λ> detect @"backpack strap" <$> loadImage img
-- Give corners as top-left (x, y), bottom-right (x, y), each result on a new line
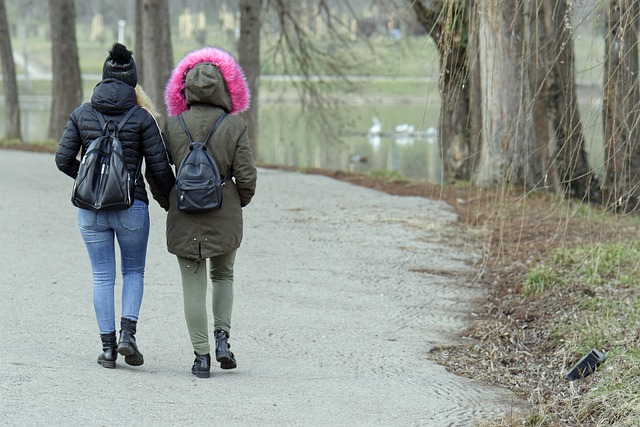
top-left (116, 106), bottom-right (140, 135)
top-left (176, 114), bottom-right (194, 144)
top-left (177, 112), bottom-right (227, 148)
top-left (96, 110), bottom-right (106, 128)
top-left (203, 112), bottom-right (227, 145)
top-left (117, 107), bottom-right (142, 184)
top-left (95, 106), bottom-right (140, 137)
top-left (222, 169), bottom-right (233, 184)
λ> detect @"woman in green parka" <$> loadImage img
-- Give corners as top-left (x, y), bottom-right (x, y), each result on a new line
top-left (153, 46), bottom-right (257, 378)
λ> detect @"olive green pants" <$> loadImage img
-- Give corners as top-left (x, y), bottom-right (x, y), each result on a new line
top-left (177, 250), bottom-right (236, 355)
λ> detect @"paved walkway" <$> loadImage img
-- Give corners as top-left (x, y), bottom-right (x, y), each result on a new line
top-left (0, 150), bottom-right (523, 426)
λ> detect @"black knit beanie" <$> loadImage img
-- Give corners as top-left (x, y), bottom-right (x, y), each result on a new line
top-left (102, 43), bottom-right (138, 87)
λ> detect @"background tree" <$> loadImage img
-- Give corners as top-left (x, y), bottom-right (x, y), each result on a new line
top-left (542, 0), bottom-right (599, 201)
top-left (602, 0), bottom-right (640, 213)
top-left (411, 0), bottom-right (600, 196)
top-left (135, 0), bottom-right (144, 85)
top-left (138, 0), bottom-right (173, 122)
top-left (47, 0), bottom-right (82, 140)
top-left (0, 0), bottom-right (21, 141)
top-left (526, 0), bottom-right (556, 192)
top-left (467, 0), bottom-right (483, 182)
top-left (238, 0), bottom-right (263, 161)
top-left (411, 0), bottom-right (472, 182)
top-left (477, 0), bottom-right (542, 188)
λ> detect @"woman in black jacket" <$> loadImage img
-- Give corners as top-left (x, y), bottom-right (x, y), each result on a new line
top-left (55, 43), bottom-right (175, 369)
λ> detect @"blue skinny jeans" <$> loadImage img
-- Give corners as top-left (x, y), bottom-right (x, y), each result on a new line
top-left (78, 199), bottom-right (150, 334)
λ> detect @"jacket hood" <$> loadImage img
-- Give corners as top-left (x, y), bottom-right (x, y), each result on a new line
top-left (183, 63), bottom-right (233, 113)
top-left (91, 79), bottom-right (138, 113)
top-left (165, 47), bottom-right (250, 116)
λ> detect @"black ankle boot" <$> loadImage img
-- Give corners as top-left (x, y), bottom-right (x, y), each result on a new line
top-left (98, 332), bottom-right (118, 369)
top-left (192, 352), bottom-right (211, 378)
top-left (117, 317), bottom-right (144, 366)
top-left (214, 328), bottom-right (237, 370)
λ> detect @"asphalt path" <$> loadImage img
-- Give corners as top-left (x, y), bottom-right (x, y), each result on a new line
top-left (0, 150), bottom-right (524, 426)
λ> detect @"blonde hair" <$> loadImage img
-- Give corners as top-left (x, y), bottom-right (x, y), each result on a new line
top-left (135, 84), bottom-right (161, 118)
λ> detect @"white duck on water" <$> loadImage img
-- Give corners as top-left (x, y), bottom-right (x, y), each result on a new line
top-left (368, 117), bottom-right (382, 135)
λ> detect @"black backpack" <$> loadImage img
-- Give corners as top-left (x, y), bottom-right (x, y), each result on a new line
top-left (72, 106), bottom-right (141, 211)
top-left (175, 112), bottom-right (231, 212)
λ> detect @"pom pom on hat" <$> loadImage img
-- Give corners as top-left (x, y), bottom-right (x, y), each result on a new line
top-left (102, 43), bottom-right (138, 87)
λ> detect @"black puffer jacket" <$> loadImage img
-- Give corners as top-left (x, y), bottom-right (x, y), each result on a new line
top-left (55, 79), bottom-right (175, 207)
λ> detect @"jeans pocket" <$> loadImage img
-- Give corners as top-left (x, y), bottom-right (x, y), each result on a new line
top-left (117, 200), bottom-right (148, 232)
top-left (78, 208), bottom-right (98, 230)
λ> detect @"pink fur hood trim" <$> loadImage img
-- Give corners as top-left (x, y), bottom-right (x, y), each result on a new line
top-left (165, 47), bottom-right (250, 116)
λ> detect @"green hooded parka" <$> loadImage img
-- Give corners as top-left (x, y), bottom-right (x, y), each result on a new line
top-left (154, 61), bottom-right (257, 260)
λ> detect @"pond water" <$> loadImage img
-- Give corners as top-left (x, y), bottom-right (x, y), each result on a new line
top-left (1, 97), bottom-right (444, 181)
top-left (1, 94), bottom-right (605, 184)
top-left (258, 101), bottom-right (442, 182)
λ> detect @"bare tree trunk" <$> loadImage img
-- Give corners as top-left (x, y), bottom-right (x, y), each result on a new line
top-left (506, 0), bottom-right (538, 188)
top-left (543, 0), bottom-right (599, 201)
top-left (48, 0), bottom-right (82, 140)
top-left (0, 0), bottom-right (21, 141)
top-left (411, 0), bottom-right (471, 182)
top-left (475, 0), bottom-right (535, 188)
top-left (529, 0), bottom-right (561, 193)
top-left (140, 0), bottom-right (173, 123)
top-left (438, 3), bottom-right (470, 182)
top-left (135, 0), bottom-right (144, 85)
top-left (467, 0), bottom-right (483, 180)
top-left (510, 0), bottom-right (540, 189)
top-left (475, 0), bottom-right (514, 186)
top-left (238, 0), bottom-right (262, 162)
top-left (603, 0), bottom-right (640, 213)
